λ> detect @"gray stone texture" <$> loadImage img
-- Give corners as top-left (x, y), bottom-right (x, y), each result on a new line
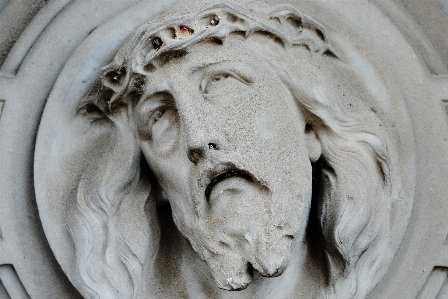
top-left (0, 0), bottom-right (447, 298)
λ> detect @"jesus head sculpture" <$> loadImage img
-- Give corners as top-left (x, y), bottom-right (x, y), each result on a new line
top-left (56, 3), bottom-right (407, 299)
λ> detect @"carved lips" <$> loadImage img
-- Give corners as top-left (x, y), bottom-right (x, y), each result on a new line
top-left (200, 162), bottom-right (269, 207)
top-left (203, 163), bottom-right (264, 201)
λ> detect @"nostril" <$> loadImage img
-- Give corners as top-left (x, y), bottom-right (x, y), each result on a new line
top-left (208, 143), bottom-right (219, 150)
top-left (187, 148), bottom-right (205, 164)
top-left (187, 142), bottom-right (220, 163)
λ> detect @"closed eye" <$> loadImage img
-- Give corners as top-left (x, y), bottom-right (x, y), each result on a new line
top-left (151, 109), bottom-right (165, 122)
top-left (210, 73), bottom-right (228, 83)
top-left (201, 71), bottom-right (253, 94)
top-left (134, 92), bottom-right (179, 151)
top-left (196, 61), bottom-right (258, 96)
top-left (147, 104), bottom-right (177, 129)
top-left (201, 70), bottom-right (255, 98)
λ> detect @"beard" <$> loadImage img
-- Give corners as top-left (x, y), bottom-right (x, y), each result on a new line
top-left (167, 158), bottom-right (313, 291)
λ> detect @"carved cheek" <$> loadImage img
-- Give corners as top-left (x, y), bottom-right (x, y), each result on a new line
top-left (254, 116), bottom-right (278, 139)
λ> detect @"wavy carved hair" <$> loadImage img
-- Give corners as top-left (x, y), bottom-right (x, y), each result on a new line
top-left (69, 4), bottom-right (402, 299)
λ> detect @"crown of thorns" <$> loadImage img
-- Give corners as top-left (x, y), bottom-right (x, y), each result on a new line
top-left (95, 4), bottom-right (334, 113)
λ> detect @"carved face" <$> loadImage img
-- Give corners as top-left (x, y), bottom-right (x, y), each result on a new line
top-left (133, 35), bottom-right (317, 290)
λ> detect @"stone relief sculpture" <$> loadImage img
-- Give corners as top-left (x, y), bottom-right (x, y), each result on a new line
top-left (33, 1), bottom-right (415, 298)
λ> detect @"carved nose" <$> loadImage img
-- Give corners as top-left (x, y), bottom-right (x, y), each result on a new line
top-left (187, 142), bottom-right (219, 164)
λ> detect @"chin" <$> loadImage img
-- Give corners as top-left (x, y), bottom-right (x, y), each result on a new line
top-left (178, 194), bottom-right (302, 291)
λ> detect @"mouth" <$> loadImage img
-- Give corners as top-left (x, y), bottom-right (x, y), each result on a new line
top-left (205, 169), bottom-right (255, 201)
top-left (203, 163), bottom-right (266, 202)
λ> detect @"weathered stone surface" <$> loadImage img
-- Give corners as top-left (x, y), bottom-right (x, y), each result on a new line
top-left (0, 0), bottom-right (447, 298)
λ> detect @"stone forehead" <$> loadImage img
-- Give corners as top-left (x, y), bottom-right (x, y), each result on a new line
top-left (99, 3), bottom-right (333, 110)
